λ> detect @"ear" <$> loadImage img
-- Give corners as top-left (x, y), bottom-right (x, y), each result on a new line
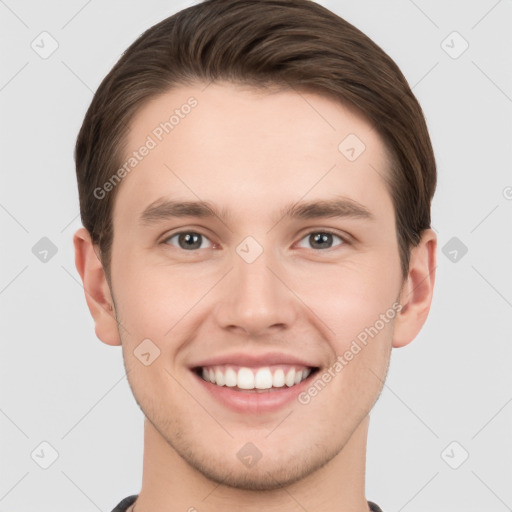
top-left (392, 228), bottom-right (437, 348)
top-left (73, 227), bottom-right (121, 346)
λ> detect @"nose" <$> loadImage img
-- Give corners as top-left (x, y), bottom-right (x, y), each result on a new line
top-left (213, 243), bottom-right (299, 337)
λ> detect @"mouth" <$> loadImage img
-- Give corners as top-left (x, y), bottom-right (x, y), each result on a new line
top-left (192, 364), bottom-right (320, 393)
top-left (188, 351), bottom-right (322, 413)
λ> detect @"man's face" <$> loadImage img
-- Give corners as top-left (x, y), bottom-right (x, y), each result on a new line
top-left (109, 82), bottom-right (404, 489)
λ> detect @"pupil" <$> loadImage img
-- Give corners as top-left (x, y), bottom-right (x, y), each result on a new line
top-left (180, 232), bottom-right (201, 250)
top-left (311, 232), bottom-right (331, 249)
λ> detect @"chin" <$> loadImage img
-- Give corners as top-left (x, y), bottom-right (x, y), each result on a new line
top-left (178, 440), bottom-right (338, 491)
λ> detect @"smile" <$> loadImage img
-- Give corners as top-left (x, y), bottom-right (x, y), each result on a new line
top-left (195, 365), bottom-right (317, 392)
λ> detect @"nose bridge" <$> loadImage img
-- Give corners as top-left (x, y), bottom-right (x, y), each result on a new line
top-left (215, 237), bottom-right (296, 335)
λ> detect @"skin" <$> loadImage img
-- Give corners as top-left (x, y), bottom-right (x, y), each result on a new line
top-left (74, 82), bottom-right (437, 512)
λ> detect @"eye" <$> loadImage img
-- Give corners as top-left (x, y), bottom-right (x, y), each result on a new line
top-left (163, 231), bottom-right (213, 251)
top-left (296, 230), bottom-right (346, 250)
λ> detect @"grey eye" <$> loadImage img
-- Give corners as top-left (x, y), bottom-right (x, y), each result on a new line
top-left (296, 231), bottom-right (344, 250)
top-left (165, 232), bottom-right (212, 250)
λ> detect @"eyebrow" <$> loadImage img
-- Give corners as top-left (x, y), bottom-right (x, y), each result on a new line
top-left (138, 196), bottom-right (374, 226)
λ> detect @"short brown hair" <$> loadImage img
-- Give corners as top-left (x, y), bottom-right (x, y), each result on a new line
top-left (75, 0), bottom-right (436, 283)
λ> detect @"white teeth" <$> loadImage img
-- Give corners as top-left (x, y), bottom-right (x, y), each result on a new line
top-left (272, 368), bottom-right (285, 387)
top-left (225, 367), bottom-right (237, 387)
top-left (254, 367), bottom-right (273, 389)
top-left (285, 368), bottom-right (296, 387)
top-left (200, 365), bottom-right (313, 390)
top-left (237, 367), bottom-right (255, 389)
top-left (215, 368), bottom-right (225, 386)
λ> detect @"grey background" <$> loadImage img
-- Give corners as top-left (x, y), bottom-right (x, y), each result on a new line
top-left (1, 0), bottom-right (511, 511)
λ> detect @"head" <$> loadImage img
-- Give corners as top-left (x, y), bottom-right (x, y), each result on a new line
top-left (74, 0), bottom-right (436, 491)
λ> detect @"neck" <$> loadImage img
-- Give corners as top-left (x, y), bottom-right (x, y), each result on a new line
top-left (133, 415), bottom-right (371, 512)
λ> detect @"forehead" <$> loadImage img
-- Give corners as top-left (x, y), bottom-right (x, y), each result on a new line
top-left (112, 81), bottom-right (393, 225)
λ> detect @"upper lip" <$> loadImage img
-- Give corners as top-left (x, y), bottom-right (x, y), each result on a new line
top-left (190, 351), bottom-right (319, 369)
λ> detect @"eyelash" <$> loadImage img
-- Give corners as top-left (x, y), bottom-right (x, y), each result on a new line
top-left (161, 229), bottom-right (349, 251)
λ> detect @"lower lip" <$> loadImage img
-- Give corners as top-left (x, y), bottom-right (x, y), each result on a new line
top-left (192, 370), bottom-right (317, 414)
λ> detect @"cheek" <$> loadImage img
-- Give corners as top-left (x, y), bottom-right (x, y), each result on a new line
top-left (292, 257), bottom-right (401, 345)
top-left (112, 232), bottom-right (401, 344)
top-left (112, 257), bottom-right (213, 338)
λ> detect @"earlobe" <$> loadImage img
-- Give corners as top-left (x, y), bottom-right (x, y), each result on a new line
top-left (392, 228), bottom-right (437, 348)
top-left (73, 227), bottom-right (122, 346)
